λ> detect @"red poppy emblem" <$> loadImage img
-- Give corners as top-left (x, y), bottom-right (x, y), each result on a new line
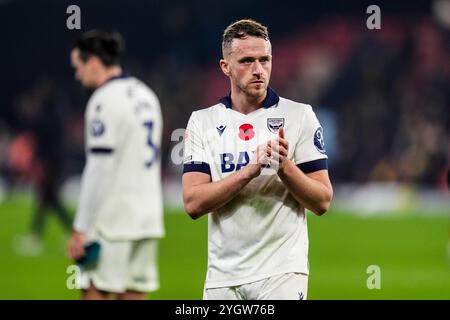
top-left (239, 123), bottom-right (255, 141)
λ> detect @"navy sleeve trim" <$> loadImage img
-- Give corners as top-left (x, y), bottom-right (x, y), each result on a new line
top-left (90, 147), bottom-right (114, 154)
top-left (183, 162), bottom-right (211, 175)
top-left (297, 158), bottom-right (328, 173)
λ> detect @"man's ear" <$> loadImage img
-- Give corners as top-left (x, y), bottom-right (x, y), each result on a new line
top-left (219, 59), bottom-right (230, 77)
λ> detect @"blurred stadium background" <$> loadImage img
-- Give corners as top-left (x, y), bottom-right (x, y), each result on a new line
top-left (0, 0), bottom-right (449, 299)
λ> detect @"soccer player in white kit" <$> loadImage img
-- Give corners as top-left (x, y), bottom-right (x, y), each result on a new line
top-left (182, 19), bottom-right (333, 300)
top-left (67, 30), bottom-right (164, 300)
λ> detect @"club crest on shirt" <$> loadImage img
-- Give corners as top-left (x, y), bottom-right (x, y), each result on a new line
top-left (267, 118), bottom-right (284, 134)
top-left (314, 127), bottom-right (326, 154)
top-left (91, 119), bottom-right (105, 137)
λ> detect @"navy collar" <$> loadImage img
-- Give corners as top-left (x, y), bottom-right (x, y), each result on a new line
top-left (219, 86), bottom-right (280, 109)
top-left (88, 73), bottom-right (129, 98)
top-left (105, 73), bottom-right (129, 85)
top-left (96, 73), bottom-right (129, 91)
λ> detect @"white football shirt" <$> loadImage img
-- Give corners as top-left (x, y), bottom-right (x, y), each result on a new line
top-left (82, 75), bottom-right (164, 240)
top-left (183, 87), bottom-right (328, 288)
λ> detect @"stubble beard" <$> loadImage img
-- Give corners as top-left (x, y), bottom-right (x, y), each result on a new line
top-left (234, 77), bottom-right (265, 98)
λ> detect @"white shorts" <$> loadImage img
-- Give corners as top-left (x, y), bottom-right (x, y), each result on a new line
top-left (79, 236), bottom-right (159, 293)
top-left (203, 273), bottom-right (308, 300)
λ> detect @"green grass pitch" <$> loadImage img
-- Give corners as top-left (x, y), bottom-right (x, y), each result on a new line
top-left (0, 195), bottom-right (449, 299)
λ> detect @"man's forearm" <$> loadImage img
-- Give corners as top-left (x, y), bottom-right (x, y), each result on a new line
top-left (277, 160), bottom-right (332, 215)
top-left (184, 165), bottom-right (257, 219)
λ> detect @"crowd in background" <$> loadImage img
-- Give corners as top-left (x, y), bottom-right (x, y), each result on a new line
top-left (0, 2), bottom-right (449, 196)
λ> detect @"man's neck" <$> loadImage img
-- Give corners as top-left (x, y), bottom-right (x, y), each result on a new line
top-left (230, 89), bottom-right (267, 115)
top-left (96, 66), bottom-right (123, 88)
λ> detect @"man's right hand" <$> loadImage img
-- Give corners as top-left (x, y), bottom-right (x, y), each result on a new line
top-left (67, 231), bottom-right (86, 261)
top-left (246, 143), bottom-right (271, 178)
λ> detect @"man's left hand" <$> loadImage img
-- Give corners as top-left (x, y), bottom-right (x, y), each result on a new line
top-left (267, 127), bottom-right (290, 172)
top-left (67, 230), bottom-right (86, 261)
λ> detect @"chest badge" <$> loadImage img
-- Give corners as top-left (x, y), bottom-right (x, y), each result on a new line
top-left (267, 118), bottom-right (285, 134)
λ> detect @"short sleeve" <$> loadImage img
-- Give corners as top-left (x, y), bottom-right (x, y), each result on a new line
top-left (183, 112), bottom-right (211, 175)
top-left (86, 98), bottom-right (122, 154)
top-left (293, 105), bottom-right (328, 173)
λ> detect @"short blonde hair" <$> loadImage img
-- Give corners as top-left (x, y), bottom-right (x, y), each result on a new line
top-left (222, 19), bottom-right (269, 57)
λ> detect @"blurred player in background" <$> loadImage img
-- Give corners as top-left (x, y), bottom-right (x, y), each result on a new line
top-left (12, 82), bottom-right (72, 256)
top-left (182, 19), bottom-right (333, 300)
top-left (447, 166), bottom-right (450, 263)
top-left (67, 30), bottom-right (164, 300)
